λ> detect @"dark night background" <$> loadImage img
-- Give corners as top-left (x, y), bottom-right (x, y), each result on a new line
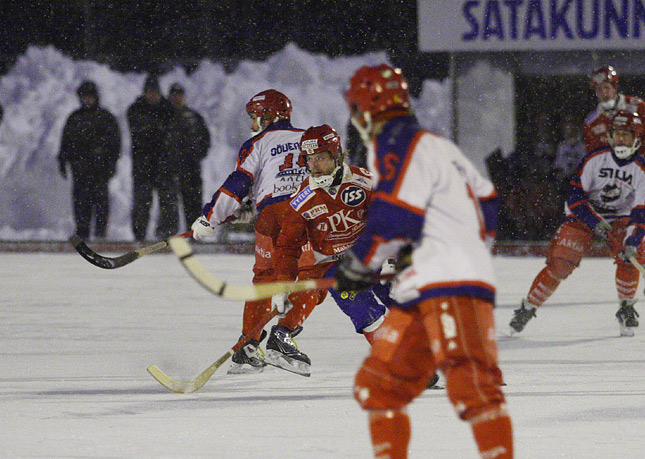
top-left (0, 0), bottom-right (449, 96)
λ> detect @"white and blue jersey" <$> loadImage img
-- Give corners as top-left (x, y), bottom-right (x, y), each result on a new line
top-left (349, 115), bottom-right (498, 307)
top-left (202, 120), bottom-right (308, 224)
top-left (566, 146), bottom-right (645, 246)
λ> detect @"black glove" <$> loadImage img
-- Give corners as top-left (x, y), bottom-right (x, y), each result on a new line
top-left (335, 253), bottom-right (377, 293)
top-left (58, 159), bottom-right (67, 179)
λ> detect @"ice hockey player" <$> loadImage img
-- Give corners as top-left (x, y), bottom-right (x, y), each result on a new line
top-left (190, 89), bottom-right (312, 374)
top-left (335, 64), bottom-right (512, 459)
top-left (512, 110), bottom-right (645, 337)
top-left (269, 124), bottom-right (392, 376)
top-left (584, 65), bottom-right (645, 153)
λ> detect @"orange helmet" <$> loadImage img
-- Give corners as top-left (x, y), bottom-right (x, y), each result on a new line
top-left (246, 89), bottom-right (292, 122)
top-left (344, 64), bottom-right (410, 119)
top-left (300, 124), bottom-right (344, 188)
top-left (300, 124), bottom-right (343, 161)
top-left (609, 110), bottom-right (643, 159)
top-left (590, 65), bottom-right (619, 88)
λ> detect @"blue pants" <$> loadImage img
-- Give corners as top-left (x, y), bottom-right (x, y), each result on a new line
top-left (324, 264), bottom-right (389, 333)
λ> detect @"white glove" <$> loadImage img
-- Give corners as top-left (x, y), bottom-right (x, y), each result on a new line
top-left (232, 203), bottom-right (256, 225)
top-left (271, 292), bottom-right (293, 318)
top-left (191, 216), bottom-right (217, 241)
top-left (593, 219), bottom-right (612, 241)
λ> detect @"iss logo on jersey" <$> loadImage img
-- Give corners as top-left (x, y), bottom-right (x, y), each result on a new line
top-left (341, 186), bottom-right (366, 207)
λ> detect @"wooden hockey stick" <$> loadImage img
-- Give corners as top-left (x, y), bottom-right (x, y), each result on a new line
top-left (628, 255), bottom-right (645, 280)
top-left (147, 309), bottom-right (278, 393)
top-left (69, 231), bottom-right (193, 269)
top-left (169, 236), bottom-right (337, 300)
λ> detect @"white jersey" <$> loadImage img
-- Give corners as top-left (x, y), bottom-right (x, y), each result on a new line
top-left (566, 146), bottom-right (645, 227)
top-left (203, 120), bottom-right (308, 224)
top-left (352, 115), bottom-right (496, 306)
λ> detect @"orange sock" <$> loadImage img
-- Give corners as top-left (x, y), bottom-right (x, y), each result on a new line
top-left (470, 406), bottom-right (513, 459)
top-left (364, 331), bottom-right (375, 345)
top-left (527, 267), bottom-right (560, 307)
top-left (242, 298), bottom-right (271, 340)
top-left (368, 409), bottom-right (410, 459)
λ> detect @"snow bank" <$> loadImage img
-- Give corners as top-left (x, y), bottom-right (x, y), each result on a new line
top-left (0, 44), bottom-right (450, 240)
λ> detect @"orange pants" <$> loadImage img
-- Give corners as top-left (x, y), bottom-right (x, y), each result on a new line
top-left (354, 297), bottom-right (512, 458)
top-left (241, 201), bottom-right (317, 339)
top-left (527, 218), bottom-right (643, 306)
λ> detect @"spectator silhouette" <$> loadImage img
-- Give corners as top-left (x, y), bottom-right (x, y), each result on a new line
top-left (127, 75), bottom-right (176, 241)
top-left (57, 80), bottom-right (121, 240)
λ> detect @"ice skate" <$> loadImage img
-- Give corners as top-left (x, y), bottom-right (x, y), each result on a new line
top-left (509, 299), bottom-right (537, 334)
top-left (616, 299), bottom-right (639, 337)
top-left (265, 325), bottom-right (311, 377)
top-left (426, 373), bottom-right (443, 390)
top-left (228, 331), bottom-right (267, 374)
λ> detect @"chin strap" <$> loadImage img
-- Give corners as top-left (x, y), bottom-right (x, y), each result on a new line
top-left (351, 112), bottom-right (373, 145)
top-left (310, 163), bottom-right (344, 189)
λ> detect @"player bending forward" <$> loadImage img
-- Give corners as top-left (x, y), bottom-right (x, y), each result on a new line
top-left (269, 124), bottom-right (393, 375)
top-left (191, 89), bottom-right (314, 374)
top-left (511, 110), bottom-right (645, 337)
top-left (335, 64), bottom-right (511, 459)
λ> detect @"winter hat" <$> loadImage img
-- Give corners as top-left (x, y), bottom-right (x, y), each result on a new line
top-left (144, 75), bottom-right (160, 92)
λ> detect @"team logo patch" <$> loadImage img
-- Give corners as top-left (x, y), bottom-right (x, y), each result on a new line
top-left (291, 187), bottom-right (314, 210)
top-left (303, 204), bottom-right (328, 220)
top-left (341, 186), bottom-right (366, 207)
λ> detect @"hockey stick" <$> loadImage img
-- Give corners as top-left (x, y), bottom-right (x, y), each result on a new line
top-left (69, 231), bottom-right (193, 269)
top-left (169, 236), bottom-right (337, 300)
top-left (628, 255), bottom-right (645, 280)
top-left (147, 308), bottom-right (278, 393)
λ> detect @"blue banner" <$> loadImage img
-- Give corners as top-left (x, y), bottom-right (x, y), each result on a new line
top-left (418, 0), bottom-right (645, 51)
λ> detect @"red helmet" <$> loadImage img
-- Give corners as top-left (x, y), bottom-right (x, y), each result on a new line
top-left (609, 110), bottom-right (643, 159)
top-left (300, 124), bottom-right (343, 161)
top-left (590, 65), bottom-right (619, 88)
top-left (246, 89), bottom-right (292, 121)
top-left (344, 64), bottom-right (410, 119)
top-left (611, 110), bottom-right (643, 136)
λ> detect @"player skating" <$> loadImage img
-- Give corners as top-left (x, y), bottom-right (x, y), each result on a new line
top-left (584, 65), bottom-right (645, 153)
top-left (335, 64), bottom-right (511, 459)
top-left (511, 110), bottom-right (645, 337)
top-left (191, 89), bottom-right (312, 374)
top-left (269, 124), bottom-right (393, 375)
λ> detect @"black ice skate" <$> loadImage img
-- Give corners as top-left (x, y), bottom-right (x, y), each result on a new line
top-left (509, 299), bottom-right (537, 334)
top-left (228, 331), bottom-right (267, 375)
top-left (616, 299), bottom-right (639, 337)
top-left (426, 373), bottom-right (443, 390)
top-left (265, 325), bottom-right (311, 377)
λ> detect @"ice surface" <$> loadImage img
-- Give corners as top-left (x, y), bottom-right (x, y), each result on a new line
top-left (2, 253), bottom-right (645, 457)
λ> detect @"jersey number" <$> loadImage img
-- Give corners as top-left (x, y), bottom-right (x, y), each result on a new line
top-left (280, 153), bottom-right (307, 171)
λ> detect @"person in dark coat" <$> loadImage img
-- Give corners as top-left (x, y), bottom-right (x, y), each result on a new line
top-left (166, 83), bottom-right (211, 228)
top-left (57, 80), bottom-right (121, 239)
top-left (345, 119), bottom-right (367, 168)
top-left (127, 75), bottom-right (176, 241)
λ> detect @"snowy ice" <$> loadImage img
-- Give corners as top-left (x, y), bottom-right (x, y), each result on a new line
top-left (3, 252), bottom-right (645, 458)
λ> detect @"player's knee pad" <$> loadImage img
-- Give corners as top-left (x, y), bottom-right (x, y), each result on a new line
top-left (444, 360), bottom-right (506, 421)
top-left (354, 357), bottom-right (424, 411)
top-left (545, 257), bottom-right (576, 281)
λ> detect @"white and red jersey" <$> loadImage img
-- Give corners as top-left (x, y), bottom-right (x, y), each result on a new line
top-left (583, 94), bottom-right (645, 153)
top-left (350, 115), bottom-right (497, 306)
top-left (202, 120), bottom-right (309, 225)
top-left (274, 164), bottom-right (373, 281)
top-left (566, 146), bottom-right (645, 232)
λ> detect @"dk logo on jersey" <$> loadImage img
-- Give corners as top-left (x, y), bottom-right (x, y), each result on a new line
top-left (341, 186), bottom-right (366, 207)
